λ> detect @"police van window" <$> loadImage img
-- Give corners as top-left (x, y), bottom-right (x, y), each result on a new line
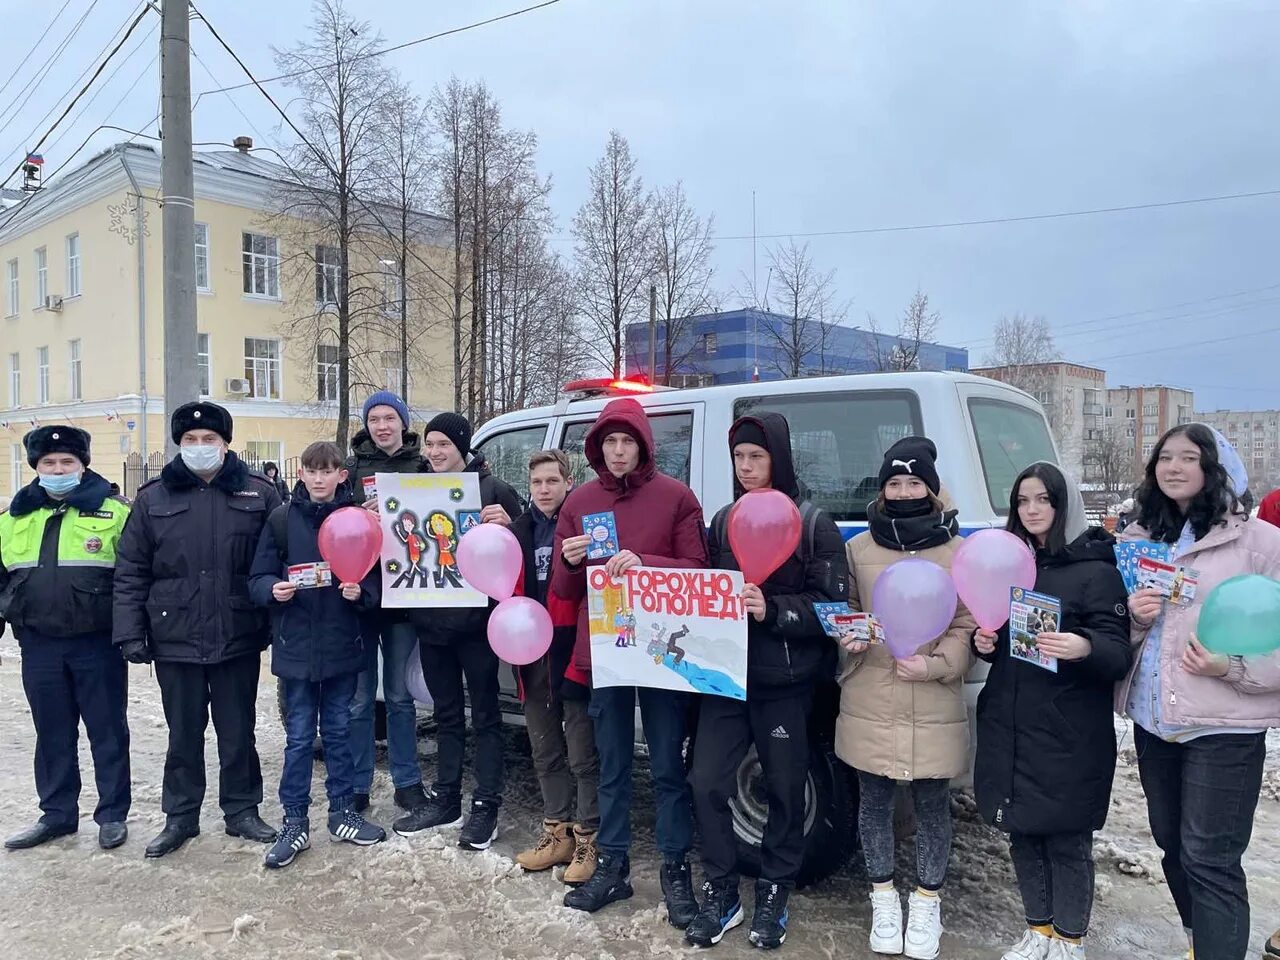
top-left (968, 398), bottom-right (1058, 514)
top-left (559, 412), bottom-right (694, 487)
top-left (734, 391), bottom-right (921, 522)
top-left (474, 424), bottom-right (549, 502)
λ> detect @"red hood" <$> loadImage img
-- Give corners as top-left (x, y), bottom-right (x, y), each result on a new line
top-left (584, 398), bottom-right (656, 490)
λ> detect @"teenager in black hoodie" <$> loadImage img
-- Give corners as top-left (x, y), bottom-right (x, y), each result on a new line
top-left (686, 413), bottom-right (849, 950)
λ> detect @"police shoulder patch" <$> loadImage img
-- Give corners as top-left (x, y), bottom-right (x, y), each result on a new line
top-left (233, 490), bottom-right (261, 498)
top-left (82, 510), bottom-right (115, 520)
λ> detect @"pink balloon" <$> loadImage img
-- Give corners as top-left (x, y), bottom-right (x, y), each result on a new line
top-left (951, 529), bottom-right (1037, 631)
top-left (404, 641), bottom-right (433, 705)
top-left (455, 522), bottom-right (523, 601)
top-left (728, 489), bottom-right (802, 585)
top-left (318, 506), bottom-right (383, 584)
top-left (488, 597), bottom-right (553, 666)
top-left (871, 557), bottom-right (958, 659)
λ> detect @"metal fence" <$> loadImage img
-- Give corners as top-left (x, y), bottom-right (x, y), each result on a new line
top-left (121, 451), bottom-right (302, 499)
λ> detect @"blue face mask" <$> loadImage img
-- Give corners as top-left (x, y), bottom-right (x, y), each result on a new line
top-left (181, 444), bottom-right (225, 475)
top-left (38, 472), bottom-right (82, 497)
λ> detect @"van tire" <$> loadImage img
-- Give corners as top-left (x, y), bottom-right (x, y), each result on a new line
top-left (728, 733), bottom-right (858, 888)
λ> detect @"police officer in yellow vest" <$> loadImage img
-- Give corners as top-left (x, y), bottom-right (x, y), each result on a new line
top-left (0, 426), bottom-right (132, 851)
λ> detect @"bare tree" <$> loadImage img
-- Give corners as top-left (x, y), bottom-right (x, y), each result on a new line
top-left (573, 130), bottom-right (654, 378)
top-left (650, 181), bottom-right (714, 384)
top-left (428, 76), bottom-right (471, 413)
top-left (743, 239), bottom-right (844, 378)
top-left (982, 314), bottom-right (1060, 395)
top-left (866, 289), bottom-right (940, 371)
top-left (270, 0), bottom-right (393, 449)
top-left (1083, 424), bottom-right (1140, 499)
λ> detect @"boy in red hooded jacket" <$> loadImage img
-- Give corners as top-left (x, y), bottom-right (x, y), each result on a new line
top-left (550, 398), bottom-right (708, 926)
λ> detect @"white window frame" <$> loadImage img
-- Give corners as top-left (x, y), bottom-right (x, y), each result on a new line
top-left (243, 337), bottom-right (282, 400)
top-left (197, 332), bottom-right (211, 397)
top-left (241, 232), bottom-right (281, 299)
top-left (382, 350), bottom-right (403, 395)
top-left (6, 353), bottom-right (19, 406)
top-left (381, 259), bottom-right (402, 317)
top-left (316, 245), bottom-right (340, 307)
top-left (34, 247), bottom-right (47, 307)
top-left (68, 339), bottom-right (82, 401)
top-left (5, 259), bottom-right (17, 317)
top-left (244, 439), bottom-right (284, 465)
top-left (65, 233), bottom-right (81, 298)
top-left (195, 223), bottom-right (211, 292)
top-left (316, 343), bottom-right (339, 401)
top-left (36, 345), bottom-right (49, 404)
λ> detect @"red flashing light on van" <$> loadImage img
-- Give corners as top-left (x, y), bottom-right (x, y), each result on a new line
top-left (560, 377), bottom-right (658, 397)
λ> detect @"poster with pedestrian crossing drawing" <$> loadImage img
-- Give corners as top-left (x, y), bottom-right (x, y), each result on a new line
top-left (586, 565), bottom-right (749, 700)
top-left (375, 472), bottom-right (486, 608)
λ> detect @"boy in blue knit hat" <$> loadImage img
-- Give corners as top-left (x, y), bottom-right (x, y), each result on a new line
top-left (344, 393), bottom-right (431, 815)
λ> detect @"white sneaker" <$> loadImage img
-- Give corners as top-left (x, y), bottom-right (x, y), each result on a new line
top-left (903, 891), bottom-right (942, 960)
top-left (1048, 939), bottom-right (1086, 960)
top-left (868, 888), bottom-right (903, 954)
top-left (1001, 929), bottom-right (1054, 960)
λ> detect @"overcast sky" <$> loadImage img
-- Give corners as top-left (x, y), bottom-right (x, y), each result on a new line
top-left (5, 0), bottom-right (1279, 410)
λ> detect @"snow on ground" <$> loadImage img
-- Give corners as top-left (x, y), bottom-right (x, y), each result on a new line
top-left (0, 632), bottom-right (1277, 960)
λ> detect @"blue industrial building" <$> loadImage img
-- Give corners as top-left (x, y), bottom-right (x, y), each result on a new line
top-left (624, 308), bottom-right (969, 385)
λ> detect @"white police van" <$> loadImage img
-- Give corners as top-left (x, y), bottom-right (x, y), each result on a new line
top-left (473, 370), bottom-right (1072, 885)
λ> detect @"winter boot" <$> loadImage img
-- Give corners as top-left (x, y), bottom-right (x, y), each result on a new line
top-left (562, 826), bottom-right (598, 885)
top-left (516, 820), bottom-right (573, 872)
top-left (458, 798), bottom-right (499, 851)
top-left (868, 888), bottom-right (903, 955)
top-left (563, 852), bottom-right (633, 913)
top-left (684, 878), bottom-right (743, 948)
top-left (264, 816), bottom-right (310, 869)
top-left (392, 789), bottom-right (462, 837)
top-left (661, 857), bottom-right (701, 929)
top-left (351, 792), bottom-right (370, 813)
top-left (328, 808), bottom-right (386, 846)
top-left (394, 783), bottom-right (429, 811)
top-left (1267, 929), bottom-right (1280, 960)
top-left (903, 890), bottom-right (942, 960)
top-left (1000, 928), bottom-right (1053, 960)
top-left (748, 879), bottom-right (790, 950)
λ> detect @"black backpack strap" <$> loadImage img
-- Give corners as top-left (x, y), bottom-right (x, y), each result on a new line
top-left (268, 504), bottom-right (290, 566)
top-left (796, 499), bottom-right (821, 563)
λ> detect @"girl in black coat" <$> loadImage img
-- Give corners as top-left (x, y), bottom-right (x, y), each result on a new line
top-left (973, 463), bottom-right (1131, 960)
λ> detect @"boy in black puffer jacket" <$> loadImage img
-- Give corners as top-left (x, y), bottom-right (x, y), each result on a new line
top-left (687, 413), bottom-right (849, 950)
top-left (249, 441), bottom-right (385, 869)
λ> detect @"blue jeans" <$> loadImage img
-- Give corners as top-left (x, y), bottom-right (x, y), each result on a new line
top-left (279, 673), bottom-right (359, 816)
top-left (1135, 726), bottom-right (1266, 960)
top-left (589, 685), bottom-right (692, 860)
top-left (349, 619), bottom-right (422, 792)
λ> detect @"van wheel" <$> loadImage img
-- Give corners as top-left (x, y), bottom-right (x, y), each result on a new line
top-left (730, 734), bottom-right (857, 888)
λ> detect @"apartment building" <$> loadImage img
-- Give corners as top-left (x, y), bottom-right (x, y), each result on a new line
top-left (1195, 408), bottom-right (1280, 495)
top-left (1105, 385), bottom-right (1195, 476)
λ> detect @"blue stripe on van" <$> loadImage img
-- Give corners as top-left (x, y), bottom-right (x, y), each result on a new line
top-left (705, 521), bottom-right (994, 542)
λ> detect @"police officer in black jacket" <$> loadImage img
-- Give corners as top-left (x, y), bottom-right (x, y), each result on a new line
top-left (113, 402), bottom-right (282, 858)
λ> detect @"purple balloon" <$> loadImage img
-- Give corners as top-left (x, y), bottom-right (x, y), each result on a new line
top-left (951, 529), bottom-right (1037, 631)
top-left (405, 641), bottom-right (433, 705)
top-left (871, 557), bottom-right (958, 659)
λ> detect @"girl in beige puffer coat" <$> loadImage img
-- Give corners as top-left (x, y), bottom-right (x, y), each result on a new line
top-left (835, 437), bottom-right (975, 960)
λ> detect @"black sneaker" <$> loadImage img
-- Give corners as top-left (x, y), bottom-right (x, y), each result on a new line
top-left (264, 818), bottom-right (310, 869)
top-left (392, 790), bottom-right (462, 837)
top-left (685, 878), bottom-right (744, 948)
top-left (564, 853), bottom-right (634, 913)
top-left (748, 879), bottom-right (790, 949)
top-left (327, 808), bottom-right (386, 846)
top-left (661, 858), bottom-right (701, 929)
top-left (351, 792), bottom-right (369, 813)
top-left (394, 783), bottom-right (429, 811)
top-left (458, 798), bottom-right (499, 851)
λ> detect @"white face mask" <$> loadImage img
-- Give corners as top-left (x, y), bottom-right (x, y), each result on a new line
top-left (181, 445), bottom-right (225, 474)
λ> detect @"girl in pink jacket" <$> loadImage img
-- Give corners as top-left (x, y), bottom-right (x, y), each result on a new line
top-left (1118, 423), bottom-right (1280, 960)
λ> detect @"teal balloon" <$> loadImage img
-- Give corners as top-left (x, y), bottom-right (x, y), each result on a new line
top-left (1198, 574), bottom-right (1280, 656)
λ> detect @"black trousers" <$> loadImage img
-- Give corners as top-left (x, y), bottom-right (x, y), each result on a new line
top-left (419, 637), bottom-right (504, 804)
top-left (1135, 726), bottom-right (1266, 960)
top-left (690, 688), bottom-right (811, 888)
top-left (19, 632), bottom-right (130, 827)
top-left (1009, 830), bottom-right (1096, 939)
top-left (154, 652), bottom-right (264, 824)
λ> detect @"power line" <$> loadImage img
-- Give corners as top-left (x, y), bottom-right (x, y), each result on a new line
top-left (1078, 324), bottom-right (1280, 365)
top-left (0, 0), bottom-right (103, 130)
top-left (192, 0), bottom-right (562, 102)
top-left (0, 4), bottom-right (152, 191)
top-left (0, 0), bottom-right (78, 104)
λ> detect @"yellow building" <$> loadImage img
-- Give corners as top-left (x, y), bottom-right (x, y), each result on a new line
top-left (0, 142), bottom-right (453, 498)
